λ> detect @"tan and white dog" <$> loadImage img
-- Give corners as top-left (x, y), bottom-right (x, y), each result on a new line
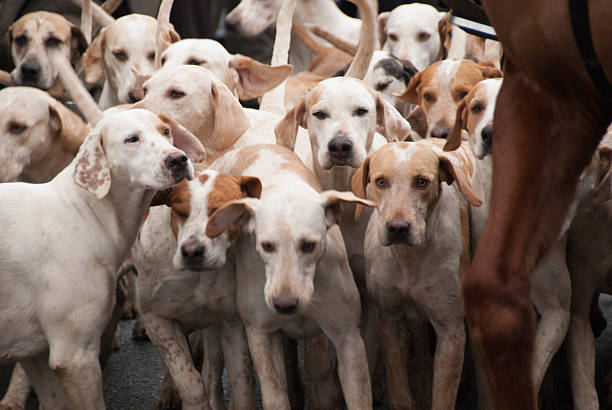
top-left (80, 13), bottom-right (179, 109)
top-left (9, 11), bottom-right (87, 95)
top-left (398, 58), bottom-right (502, 139)
top-left (0, 109), bottom-right (203, 409)
top-left (132, 170), bottom-right (261, 410)
top-left (207, 143), bottom-right (375, 409)
top-left (352, 139), bottom-right (481, 410)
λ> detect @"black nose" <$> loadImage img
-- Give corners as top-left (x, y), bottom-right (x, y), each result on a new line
top-left (224, 15), bottom-right (238, 31)
top-left (431, 126), bottom-right (450, 139)
top-left (181, 241), bottom-right (204, 259)
top-left (165, 152), bottom-right (189, 180)
top-left (481, 124), bottom-right (492, 152)
top-left (386, 219), bottom-right (411, 244)
top-left (273, 296), bottom-right (298, 315)
top-left (328, 136), bottom-right (353, 161)
top-left (128, 89), bottom-right (142, 103)
top-left (21, 61), bottom-right (40, 81)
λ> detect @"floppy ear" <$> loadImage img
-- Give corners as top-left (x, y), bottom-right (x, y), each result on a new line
top-left (477, 61), bottom-right (503, 79)
top-left (406, 106), bottom-right (428, 139)
top-left (592, 145), bottom-right (612, 206)
top-left (444, 97), bottom-right (468, 151)
top-left (375, 94), bottom-right (412, 142)
top-left (437, 12), bottom-right (452, 59)
top-left (275, 98), bottom-right (307, 151)
top-left (239, 176), bottom-right (262, 199)
top-left (48, 101), bottom-right (90, 156)
top-left (351, 155), bottom-right (372, 219)
top-left (210, 82), bottom-right (250, 152)
top-left (168, 23), bottom-right (180, 43)
top-left (378, 12), bottom-right (389, 47)
top-left (206, 198), bottom-right (259, 238)
top-left (70, 24), bottom-right (88, 63)
top-left (157, 113), bottom-right (206, 163)
top-left (396, 70), bottom-right (423, 104)
top-left (230, 54), bottom-right (292, 100)
top-left (319, 190), bottom-right (376, 228)
top-left (73, 130), bottom-right (111, 199)
top-left (438, 155), bottom-right (482, 206)
top-left (80, 27), bottom-right (107, 84)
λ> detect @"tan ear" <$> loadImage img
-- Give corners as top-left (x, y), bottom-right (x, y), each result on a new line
top-left (168, 23), bottom-right (180, 43)
top-left (437, 12), bottom-right (452, 60)
top-left (206, 198), bottom-right (258, 238)
top-left (80, 27), bottom-right (107, 84)
top-left (70, 24), bottom-right (88, 63)
top-left (406, 106), bottom-right (428, 139)
top-left (239, 176), bottom-right (262, 199)
top-left (48, 101), bottom-right (90, 156)
top-left (375, 94), bottom-right (412, 142)
top-left (320, 190), bottom-right (376, 228)
top-left (210, 82), bottom-right (250, 152)
top-left (350, 155), bottom-right (372, 219)
top-left (157, 113), bottom-right (206, 163)
top-left (592, 145), bottom-right (612, 206)
top-left (275, 98), bottom-right (307, 151)
top-left (230, 54), bottom-right (292, 100)
top-left (477, 61), bottom-right (503, 79)
top-left (378, 12), bottom-right (390, 47)
top-left (439, 155), bottom-right (482, 206)
top-left (444, 97), bottom-right (468, 151)
top-left (396, 70), bottom-right (423, 104)
top-left (73, 130), bottom-right (111, 199)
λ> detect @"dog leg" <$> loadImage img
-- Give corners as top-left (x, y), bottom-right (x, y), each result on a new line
top-left (304, 333), bottom-right (343, 410)
top-left (430, 323), bottom-right (466, 410)
top-left (221, 324), bottom-right (256, 410)
top-left (20, 353), bottom-right (70, 410)
top-left (201, 327), bottom-right (225, 410)
top-left (246, 329), bottom-right (290, 410)
top-left (142, 313), bottom-right (209, 410)
top-left (0, 363), bottom-right (31, 410)
top-left (531, 238), bottom-right (571, 394)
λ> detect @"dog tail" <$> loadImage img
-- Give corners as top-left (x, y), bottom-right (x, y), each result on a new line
top-left (155, 0), bottom-right (175, 69)
top-left (81, 0), bottom-right (93, 44)
top-left (306, 24), bottom-right (358, 56)
top-left (344, 0), bottom-right (378, 79)
top-left (49, 51), bottom-right (103, 125)
top-left (259, 0), bottom-right (297, 115)
top-left (68, 0), bottom-right (115, 27)
top-left (291, 22), bottom-right (327, 55)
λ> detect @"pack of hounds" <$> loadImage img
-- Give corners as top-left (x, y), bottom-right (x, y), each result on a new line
top-left (0, 0), bottom-right (611, 409)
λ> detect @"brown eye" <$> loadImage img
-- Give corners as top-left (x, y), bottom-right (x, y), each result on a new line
top-left (124, 134), bottom-right (139, 143)
top-left (388, 33), bottom-right (398, 42)
top-left (375, 177), bottom-right (386, 188)
top-left (415, 177), bottom-right (429, 188)
top-left (458, 90), bottom-right (468, 100)
top-left (376, 80), bottom-right (392, 91)
top-left (168, 89), bottom-right (185, 99)
top-left (353, 107), bottom-right (369, 117)
top-left (142, 86), bottom-right (148, 96)
top-left (261, 242), bottom-right (276, 253)
top-left (147, 51), bottom-right (155, 61)
top-left (161, 57), bottom-right (167, 65)
top-left (471, 103), bottom-right (482, 113)
top-left (14, 35), bottom-right (27, 47)
top-left (423, 93), bottom-right (434, 102)
top-left (173, 209), bottom-right (188, 219)
top-left (187, 58), bottom-right (203, 66)
top-left (417, 32), bottom-right (431, 42)
top-left (313, 110), bottom-right (328, 120)
top-left (164, 128), bottom-right (170, 137)
top-left (300, 241), bottom-right (316, 254)
top-left (8, 122), bottom-right (26, 134)
top-left (113, 50), bottom-right (128, 62)
top-left (45, 37), bottom-right (62, 48)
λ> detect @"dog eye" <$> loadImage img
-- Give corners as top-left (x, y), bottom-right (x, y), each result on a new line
top-left (423, 93), bottom-right (434, 102)
top-left (164, 128), bottom-right (171, 137)
top-left (471, 103), bottom-right (482, 113)
top-left (375, 177), bottom-right (386, 188)
top-left (168, 89), bottom-right (185, 99)
top-left (172, 209), bottom-right (188, 219)
top-left (261, 241), bottom-right (276, 253)
top-left (14, 35), bottom-right (27, 47)
top-left (45, 37), bottom-right (62, 48)
top-left (124, 134), bottom-right (140, 143)
top-left (417, 32), bottom-right (431, 42)
top-left (142, 86), bottom-right (148, 96)
top-left (457, 90), bottom-right (468, 100)
top-left (300, 240), bottom-right (316, 254)
top-left (7, 122), bottom-right (26, 134)
top-left (375, 80), bottom-right (392, 91)
top-left (113, 50), bottom-right (128, 62)
top-left (187, 58), bottom-right (203, 66)
top-left (312, 110), bottom-right (329, 120)
top-left (388, 33), bottom-right (398, 42)
top-left (415, 177), bottom-right (429, 188)
top-left (161, 57), bottom-right (167, 65)
top-left (147, 51), bottom-right (155, 61)
top-left (353, 107), bottom-right (369, 117)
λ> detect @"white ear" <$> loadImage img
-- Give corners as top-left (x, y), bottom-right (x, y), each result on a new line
top-left (319, 190), bottom-right (376, 227)
top-left (73, 131), bottom-right (111, 199)
top-left (375, 94), bottom-right (413, 142)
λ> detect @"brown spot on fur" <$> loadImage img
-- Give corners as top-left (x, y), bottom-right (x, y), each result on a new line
top-left (168, 179), bottom-right (191, 237)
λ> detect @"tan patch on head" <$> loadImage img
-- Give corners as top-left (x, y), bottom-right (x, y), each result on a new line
top-left (156, 123), bottom-right (172, 142)
top-left (207, 174), bottom-right (246, 216)
top-left (452, 60), bottom-right (487, 100)
top-left (168, 179), bottom-right (191, 237)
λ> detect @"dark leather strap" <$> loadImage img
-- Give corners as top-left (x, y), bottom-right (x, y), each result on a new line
top-left (569, 0), bottom-right (612, 104)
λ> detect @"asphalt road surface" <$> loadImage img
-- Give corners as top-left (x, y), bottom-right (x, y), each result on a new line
top-left (3, 295), bottom-right (612, 409)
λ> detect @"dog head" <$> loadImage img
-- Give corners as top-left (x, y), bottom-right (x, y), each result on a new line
top-left (0, 86), bottom-right (89, 182)
top-left (9, 11), bottom-right (87, 90)
top-left (73, 109), bottom-right (204, 198)
top-left (378, 3), bottom-right (445, 71)
top-left (352, 140), bottom-right (481, 247)
top-left (276, 77), bottom-right (412, 170)
top-left (398, 59), bottom-right (502, 139)
top-left (154, 170), bottom-right (261, 271)
top-left (445, 78), bottom-right (502, 158)
top-left (81, 14), bottom-right (179, 106)
top-left (224, 0), bottom-right (285, 38)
